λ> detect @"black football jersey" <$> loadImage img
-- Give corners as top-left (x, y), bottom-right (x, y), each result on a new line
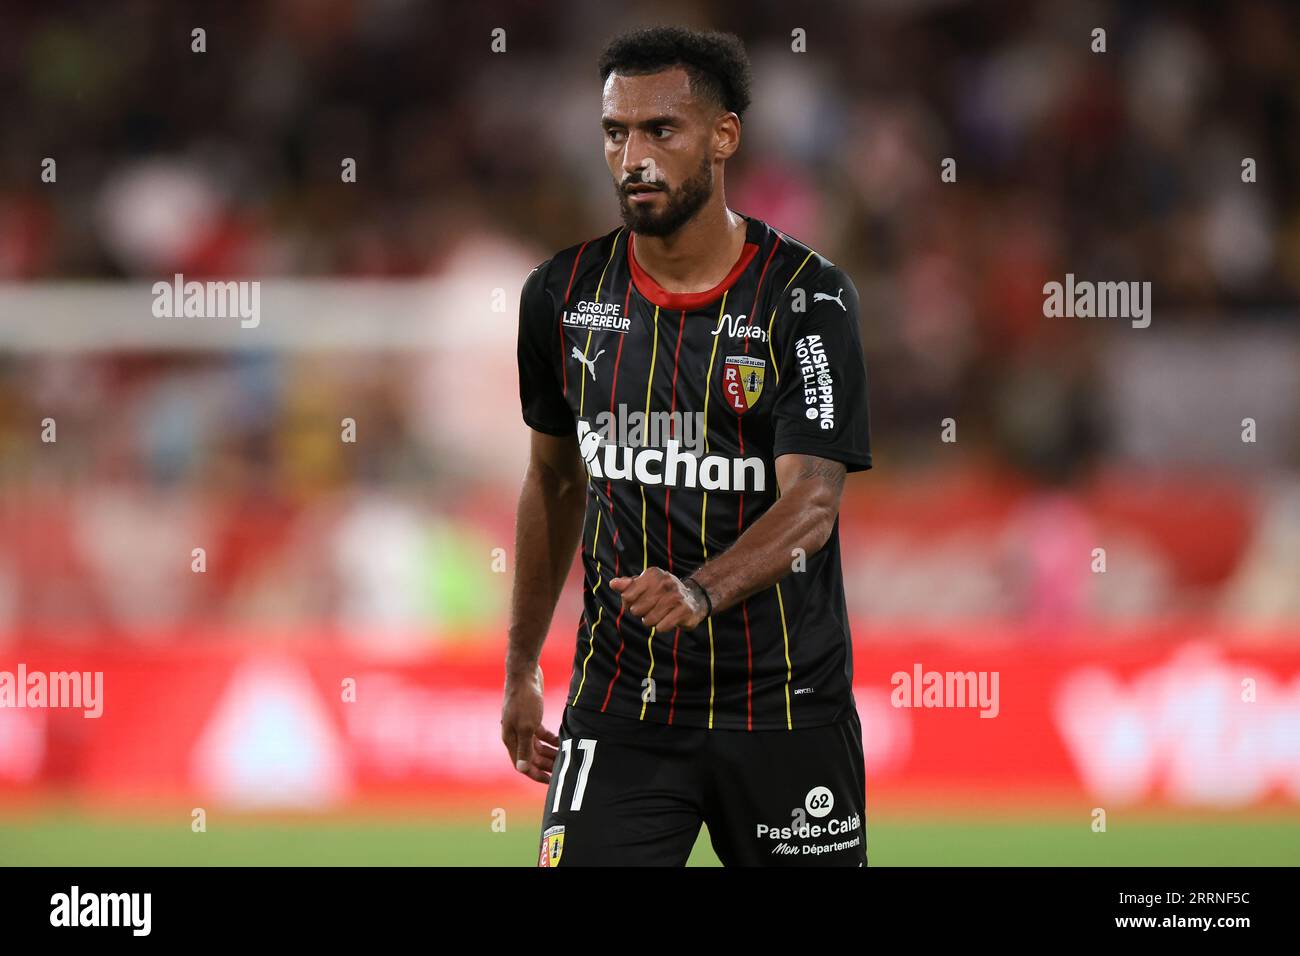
top-left (517, 214), bottom-right (871, 730)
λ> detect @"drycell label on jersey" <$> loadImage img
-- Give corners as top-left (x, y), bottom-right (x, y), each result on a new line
top-left (575, 419), bottom-right (767, 492)
top-left (795, 334), bottom-right (835, 429)
top-left (539, 825), bottom-right (565, 867)
top-left (563, 300), bottom-right (630, 333)
top-left (722, 355), bottom-right (765, 414)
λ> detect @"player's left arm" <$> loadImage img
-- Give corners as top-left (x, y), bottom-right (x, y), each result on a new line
top-left (609, 454), bottom-right (849, 629)
top-left (611, 264), bottom-right (871, 629)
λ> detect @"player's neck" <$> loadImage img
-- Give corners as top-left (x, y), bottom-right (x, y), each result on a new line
top-left (631, 197), bottom-right (747, 294)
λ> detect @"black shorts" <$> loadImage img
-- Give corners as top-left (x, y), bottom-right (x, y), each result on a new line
top-left (537, 704), bottom-right (868, 867)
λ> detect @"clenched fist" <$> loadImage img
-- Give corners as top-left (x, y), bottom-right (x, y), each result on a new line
top-left (608, 567), bottom-right (711, 631)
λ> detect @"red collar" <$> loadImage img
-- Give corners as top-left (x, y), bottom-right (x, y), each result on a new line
top-left (627, 231), bottom-right (759, 310)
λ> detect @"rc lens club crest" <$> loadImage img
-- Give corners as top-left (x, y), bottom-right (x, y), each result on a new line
top-left (723, 355), bottom-right (765, 414)
top-left (539, 825), bottom-right (565, 867)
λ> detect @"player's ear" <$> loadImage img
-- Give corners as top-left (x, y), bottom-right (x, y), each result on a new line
top-left (713, 111), bottom-right (741, 161)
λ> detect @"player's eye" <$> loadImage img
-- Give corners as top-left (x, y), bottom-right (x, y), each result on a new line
top-left (652, 126), bottom-right (671, 139)
top-left (605, 128), bottom-right (626, 143)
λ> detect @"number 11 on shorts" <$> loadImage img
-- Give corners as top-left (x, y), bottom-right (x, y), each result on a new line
top-left (551, 737), bottom-right (597, 812)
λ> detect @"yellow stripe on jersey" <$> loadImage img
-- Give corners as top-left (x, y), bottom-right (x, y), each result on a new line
top-left (767, 472), bottom-right (796, 729)
top-left (755, 242), bottom-right (816, 726)
top-left (701, 293), bottom-right (725, 455)
top-left (578, 329), bottom-right (594, 416)
top-left (574, 229), bottom-right (627, 700)
top-left (640, 305), bottom-right (659, 570)
top-left (571, 507), bottom-right (603, 705)
top-left (638, 623), bottom-right (657, 720)
top-left (699, 292), bottom-right (729, 729)
top-left (765, 249), bottom-right (817, 387)
top-left (642, 304), bottom-right (659, 418)
top-left (578, 229), bottom-right (625, 418)
top-left (749, 243), bottom-right (817, 728)
top-left (635, 306), bottom-right (660, 718)
top-left (775, 580), bottom-right (792, 729)
top-left (705, 616), bottom-right (715, 728)
top-left (596, 227), bottom-right (624, 301)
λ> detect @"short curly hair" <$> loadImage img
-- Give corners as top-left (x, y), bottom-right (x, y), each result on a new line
top-left (598, 26), bottom-right (753, 122)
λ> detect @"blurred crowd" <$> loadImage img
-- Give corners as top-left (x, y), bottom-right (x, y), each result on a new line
top-left (0, 0), bottom-right (1297, 638)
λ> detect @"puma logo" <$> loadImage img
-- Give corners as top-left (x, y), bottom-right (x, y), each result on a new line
top-left (572, 346), bottom-right (605, 380)
top-left (812, 288), bottom-right (846, 311)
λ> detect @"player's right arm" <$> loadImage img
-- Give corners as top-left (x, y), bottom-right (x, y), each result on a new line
top-left (501, 260), bottom-right (583, 783)
top-left (502, 430), bottom-right (585, 782)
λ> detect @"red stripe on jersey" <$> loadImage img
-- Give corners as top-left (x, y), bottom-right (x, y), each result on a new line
top-left (595, 277), bottom-right (637, 712)
top-left (737, 426), bottom-right (753, 730)
top-left (731, 240), bottom-right (778, 730)
top-left (742, 598), bottom-right (753, 731)
top-left (663, 310), bottom-right (687, 571)
top-left (559, 240), bottom-right (591, 396)
top-left (604, 279), bottom-right (630, 566)
top-left (609, 278), bottom-right (630, 417)
top-left (600, 605), bottom-right (628, 713)
top-left (749, 239), bottom-right (781, 323)
top-left (604, 282), bottom-right (629, 570)
top-left (668, 626), bottom-right (681, 725)
top-left (598, 280), bottom-right (631, 706)
top-left (664, 310), bottom-right (686, 722)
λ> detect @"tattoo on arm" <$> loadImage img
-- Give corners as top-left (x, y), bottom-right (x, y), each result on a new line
top-left (796, 455), bottom-right (847, 493)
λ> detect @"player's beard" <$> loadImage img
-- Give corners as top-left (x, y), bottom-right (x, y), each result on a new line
top-left (616, 153), bottom-right (713, 238)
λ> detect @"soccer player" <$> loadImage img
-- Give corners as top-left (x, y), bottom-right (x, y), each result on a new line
top-left (502, 26), bottom-right (872, 866)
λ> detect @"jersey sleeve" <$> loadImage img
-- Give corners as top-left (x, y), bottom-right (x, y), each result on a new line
top-left (516, 259), bottom-right (576, 436)
top-left (769, 264), bottom-right (872, 472)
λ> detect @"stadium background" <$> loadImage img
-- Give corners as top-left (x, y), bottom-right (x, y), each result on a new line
top-left (1, 0), bottom-right (1299, 865)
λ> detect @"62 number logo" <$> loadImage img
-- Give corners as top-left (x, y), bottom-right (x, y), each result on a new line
top-left (805, 786), bottom-right (834, 819)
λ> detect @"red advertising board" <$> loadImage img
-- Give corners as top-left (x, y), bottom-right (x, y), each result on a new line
top-left (1, 631), bottom-right (1298, 811)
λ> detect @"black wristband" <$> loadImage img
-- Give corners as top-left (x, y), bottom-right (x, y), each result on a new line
top-left (686, 576), bottom-right (713, 618)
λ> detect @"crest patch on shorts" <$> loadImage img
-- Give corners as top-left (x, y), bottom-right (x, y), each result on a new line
top-left (538, 825), bottom-right (565, 867)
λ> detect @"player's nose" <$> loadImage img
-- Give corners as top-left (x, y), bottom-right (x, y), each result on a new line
top-left (621, 160), bottom-right (646, 184)
top-left (621, 143), bottom-right (655, 183)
